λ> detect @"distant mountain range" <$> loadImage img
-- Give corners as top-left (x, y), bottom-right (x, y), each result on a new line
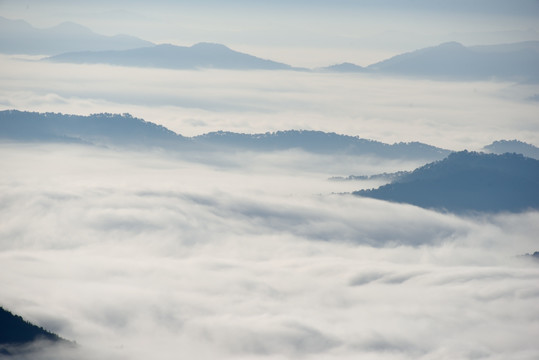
top-left (482, 139), bottom-right (539, 160)
top-left (3, 110), bottom-right (538, 160)
top-left (2, 17), bottom-right (538, 80)
top-left (0, 110), bottom-right (450, 161)
top-left (2, 110), bottom-right (538, 214)
top-left (44, 40), bottom-right (539, 81)
top-left (191, 130), bottom-right (450, 159)
top-left (334, 140), bottom-right (539, 181)
top-left (0, 306), bottom-right (67, 356)
top-left (3, 110), bottom-right (538, 163)
top-left (0, 16), bottom-right (153, 54)
top-left (45, 42), bottom-right (299, 71)
top-left (355, 151), bottom-right (539, 213)
top-left (329, 171), bottom-right (410, 182)
top-left (322, 41), bottom-right (539, 81)
top-left (364, 41), bottom-right (539, 82)
top-left (0, 110), bottom-right (186, 148)
top-left (319, 62), bottom-right (367, 73)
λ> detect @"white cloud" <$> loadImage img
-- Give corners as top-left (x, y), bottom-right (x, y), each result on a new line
top-left (1, 3), bottom-right (539, 358)
top-left (1, 143), bottom-right (538, 359)
top-left (1, 56), bottom-right (539, 150)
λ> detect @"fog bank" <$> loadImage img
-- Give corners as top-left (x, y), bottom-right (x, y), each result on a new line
top-left (1, 143), bottom-right (538, 359)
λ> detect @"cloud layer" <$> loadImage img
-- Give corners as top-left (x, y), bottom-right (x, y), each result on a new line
top-left (1, 56), bottom-right (539, 150)
top-left (1, 143), bottom-right (538, 359)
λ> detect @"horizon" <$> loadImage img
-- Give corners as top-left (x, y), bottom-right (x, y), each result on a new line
top-left (1, 1), bottom-right (539, 67)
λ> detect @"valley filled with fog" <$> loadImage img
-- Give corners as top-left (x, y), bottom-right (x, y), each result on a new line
top-left (2, 1), bottom-right (539, 359)
top-left (1, 141), bottom-right (538, 359)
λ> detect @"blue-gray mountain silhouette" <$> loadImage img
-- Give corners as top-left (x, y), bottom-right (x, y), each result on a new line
top-left (483, 140), bottom-right (539, 160)
top-left (364, 41), bottom-right (539, 82)
top-left (0, 110), bottom-right (186, 149)
top-left (355, 151), bottom-right (539, 213)
top-left (45, 43), bottom-right (300, 70)
top-left (329, 171), bottom-right (410, 182)
top-left (0, 16), bottom-right (153, 55)
top-left (0, 110), bottom-right (449, 160)
top-left (523, 251), bottom-right (539, 261)
top-left (4, 17), bottom-right (539, 81)
top-left (0, 306), bottom-right (68, 356)
top-left (193, 130), bottom-right (449, 159)
top-left (319, 62), bottom-right (367, 73)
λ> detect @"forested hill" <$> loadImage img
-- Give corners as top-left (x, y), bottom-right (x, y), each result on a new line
top-left (0, 110), bottom-right (450, 161)
top-left (0, 110), bottom-right (186, 148)
top-left (192, 130), bottom-right (450, 159)
top-left (0, 306), bottom-right (68, 356)
top-left (355, 151), bottom-right (539, 213)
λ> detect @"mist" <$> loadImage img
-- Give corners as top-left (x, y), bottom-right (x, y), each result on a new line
top-left (2, 2), bottom-right (539, 358)
top-left (1, 143), bottom-right (538, 359)
top-left (1, 55), bottom-right (538, 150)
top-left (2, 0), bottom-right (538, 67)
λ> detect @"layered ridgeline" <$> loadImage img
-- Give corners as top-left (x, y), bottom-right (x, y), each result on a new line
top-left (321, 41), bottom-right (539, 82)
top-left (482, 139), bottom-right (539, 160)
top-left (44, 40), bottom-right (539, 81)
top-left (192, 130), bottom-right (449, 159)
top-left (0, 110), bottom-right (186, 148)
top-left (3, 110), bottom-right (538, 214)
top-left (0, 16), bottom-right (153, 55)
top-left (0, 306), bottom-right (69, 356)
top-left (3, 17), bottom-right (538, 81)
top-left (0, 110), bottom-right (450, 161)
top-left (355, 151), bottom-right (539, 213)
top-left (45, 42), bottom-right (299, 71)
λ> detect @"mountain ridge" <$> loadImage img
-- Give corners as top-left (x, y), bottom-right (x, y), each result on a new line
top-left (319, 41), bottom-right (539, 82)
top-left (3, 17), bottom-right (538, 81)
top-left (44, 42), bottom-right (302, 71)
top-left (0, 306), bottom-right (70, 356)
top-left (364, 41), bottom-right (539, 81)
top-left (0, 16), bottom-right (153, 55)
top-left (482, 139), bottom-right (539, 160)
top-left (2, 110), bottom-right (538, 161)
top-left (0, 110), bottom-right (449, 160)
top-left (355, 151), bottom-right (539, 213)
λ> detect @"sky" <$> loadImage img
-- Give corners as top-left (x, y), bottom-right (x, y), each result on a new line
top-left (1, 0), bottom-right (539, 66)
top-left (1, 2), bottom-right (539, 359)
top-left (1, 0), bottom-right (538, 150)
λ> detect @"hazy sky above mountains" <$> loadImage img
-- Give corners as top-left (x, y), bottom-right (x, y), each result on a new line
top-left (1, 0), bottom-right (539, 66)
top-left (1, 1), bottom-right (539, 148)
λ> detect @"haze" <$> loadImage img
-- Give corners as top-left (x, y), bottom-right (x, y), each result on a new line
top-left (1, 1), bottom-right (539, 359)
top-left (2, 0), bottom-right (539, 67)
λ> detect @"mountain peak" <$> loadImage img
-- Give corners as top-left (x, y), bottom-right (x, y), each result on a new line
top-left (46, 41), bottom-right (293, 70)
top-left (437, 41), bottom-right (465, 48)
top-left (321, 62), bottom-right (366, 72)
top-left (191, 42), bottom-right (230, 50)
top-left (483, 139), bottom-right (539, 159)
top-left (49, 21), bottom-right (93, 34)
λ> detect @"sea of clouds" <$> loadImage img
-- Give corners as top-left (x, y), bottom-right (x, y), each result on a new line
top-left (1, 143), bottom-right (538, 359)
top-left (1, 55), bottom-right (539, 150)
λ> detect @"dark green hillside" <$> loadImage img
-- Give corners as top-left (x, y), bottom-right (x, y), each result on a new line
top-left (355, 151), bottom-right (539, 213)
top-left (0, 306), bottom-right (62, 345)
